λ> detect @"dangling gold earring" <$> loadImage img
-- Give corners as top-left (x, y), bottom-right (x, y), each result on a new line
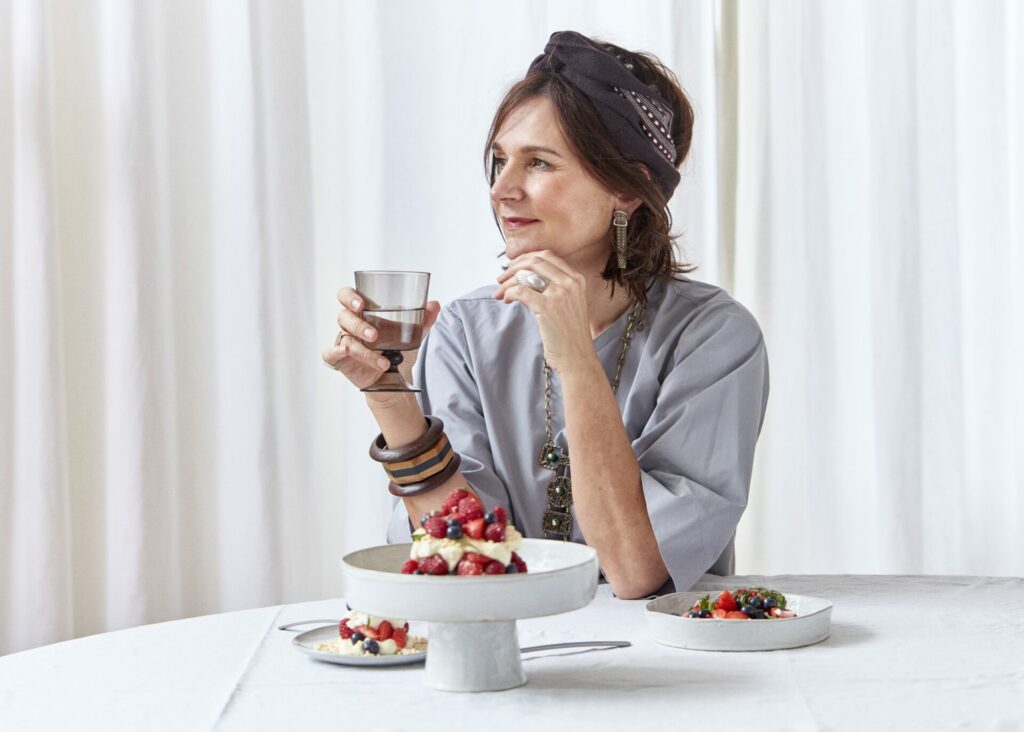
top-left (613, 211), bottom-right (629, 270)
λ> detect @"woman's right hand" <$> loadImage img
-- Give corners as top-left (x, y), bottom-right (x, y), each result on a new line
top-left (322, 286), bottom-right (441, 392)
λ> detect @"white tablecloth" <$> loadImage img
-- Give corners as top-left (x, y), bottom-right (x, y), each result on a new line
top-left (2, 575), bottom-right (1022, 731)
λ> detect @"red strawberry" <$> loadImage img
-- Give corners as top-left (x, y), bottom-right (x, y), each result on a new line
top-left (457, 557), bottom-right (484, 575)
top-left (484, 522), bottom-right (506, 542)
top-left (464, 518), bottom-right (486, 539)
top-left (724, 611), bottom-right (749, 620)
top-left (457, 496), bottom-right (484, 522)
top-left (711, 609), bottom-right (727, 619)
top-left (441, 488), bottom-right (469, 515)
top-left (483, 560), bottom-right (505, 575)
top-left (424, 516), bottom-right (448, 539)
top-left (377, 620), bottom-right (393, 641)
top-left (463, 551), bottom-right (486, 565)
top-left (339, 618), bottom-right (353, 639)
top-left (392, 627), bottom-right (408, 649)
top-left (418, 554), bottom-right (449, 575)
top-left (357, 624), bottom-right (379, 639)
top-left (511, 552), bottom-right (528, 573)
top-left (713, 589), bottom-right (738, 612)
top-left (492, 505), bottom-right (508, 524)
top-left (400, 559), bottom-right (419, 575)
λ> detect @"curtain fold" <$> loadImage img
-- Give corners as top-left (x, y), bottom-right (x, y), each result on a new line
top-left (729, 0), bottom-right (1024, 574)
top-left (2, 0), bottom-right (1021, 656)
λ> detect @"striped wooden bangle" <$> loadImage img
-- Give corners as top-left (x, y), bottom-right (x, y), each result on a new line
top-left (369, 416), bottom-right (462, 497)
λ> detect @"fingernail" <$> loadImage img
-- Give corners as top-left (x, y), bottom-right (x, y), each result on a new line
top-left (352, 298), bottom-right (361, 308)
top-left (377, 358), bottom-right (389, 369)
top-left (338, 345), bottom-right (348, 355)
top-left (363, 327), bottom-right (375, 339)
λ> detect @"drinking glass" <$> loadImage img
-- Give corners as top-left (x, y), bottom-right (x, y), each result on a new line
top-left (354, 270), bottom-right (430, 393)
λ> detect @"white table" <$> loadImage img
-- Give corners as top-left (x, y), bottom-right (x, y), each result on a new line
top-left (2, 575), bottom-right (1022, 731)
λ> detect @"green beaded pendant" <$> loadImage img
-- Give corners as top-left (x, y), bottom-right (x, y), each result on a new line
top-left (546, 476), bottom-right (572, 508)
top-left (538, 442), bottom-right (569, 470)
top-left (542, 509), bottom-right (573, 538)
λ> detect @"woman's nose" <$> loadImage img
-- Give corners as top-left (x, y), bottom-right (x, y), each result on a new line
top-left (489, 166), bottom-right (523, 204)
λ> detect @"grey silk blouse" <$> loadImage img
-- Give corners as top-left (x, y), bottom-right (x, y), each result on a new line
top-left (386, 276), bottom-right (770, 592)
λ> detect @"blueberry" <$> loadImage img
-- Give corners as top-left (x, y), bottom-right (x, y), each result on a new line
top-left (505, 564), bottom-right (519, 574)
top-left (741, 604), bottom-right (756, 617)
top-left (420, 514), bottom-right (431, 527)
top-left (698, 609), bottom-right (711, 618)
top-left (749, 609), bottom-right (766, 619)
top-left (447, 517), bottom-right (460, 526)
top-left (484, 511), bottom-right (496, 524)
top-left (413, 569), bottom-right (422, 575)
top-left (446, 524), bottom-right (463, 540)
top-left (763, 597), bottom-right (777, 610)
top-left (687, 611), bottom-right (698, 618)
top-left (351, 631), bottom-right (365, 644)
top-left (748, 596), bottom-right (763, 609)
top-left (363, 639), bottom-right (380, 655)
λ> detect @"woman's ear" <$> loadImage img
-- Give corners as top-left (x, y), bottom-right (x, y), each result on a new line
top-left (612, 192), bottom-right (643, 217)
top-left (612, 164), bottom-right (651, 216)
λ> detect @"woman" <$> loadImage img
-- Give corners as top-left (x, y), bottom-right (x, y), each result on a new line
top-left (322, 31), bottom-right (769, 599)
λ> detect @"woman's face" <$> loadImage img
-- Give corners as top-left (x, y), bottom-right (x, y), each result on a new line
top-left (490, 96), bottom-right (630, 270)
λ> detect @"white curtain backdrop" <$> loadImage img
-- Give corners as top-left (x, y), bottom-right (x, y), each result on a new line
top-left (1, 0), bottom-right (1020, 656)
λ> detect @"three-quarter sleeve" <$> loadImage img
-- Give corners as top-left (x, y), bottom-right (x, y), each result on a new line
top-left (385, 304), bottom-right (512, 542)
top-left (633, 300), bottom-right (770, 590)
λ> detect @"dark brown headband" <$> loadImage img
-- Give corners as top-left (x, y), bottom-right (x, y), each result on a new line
top-left (528, 31), bottom-right (682, 199)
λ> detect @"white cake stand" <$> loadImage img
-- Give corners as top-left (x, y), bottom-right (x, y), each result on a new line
top-left (341, 538), bottom-right (599, 692)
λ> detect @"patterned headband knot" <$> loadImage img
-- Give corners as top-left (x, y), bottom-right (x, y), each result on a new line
top-left (528, 31), bottom-right (682, 198)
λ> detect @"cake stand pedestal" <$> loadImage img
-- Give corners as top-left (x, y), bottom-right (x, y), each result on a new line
top-left (341, 539), bottom-right (599, 692)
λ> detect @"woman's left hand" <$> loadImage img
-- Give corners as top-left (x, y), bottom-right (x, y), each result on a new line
top-left (493, 250), bottom-right (596, 376)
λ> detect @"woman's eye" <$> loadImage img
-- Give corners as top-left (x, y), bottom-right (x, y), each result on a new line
top-left (530, 157), bottom-right (549, 169)
top-left (492, 156), bottom-right (507, 172)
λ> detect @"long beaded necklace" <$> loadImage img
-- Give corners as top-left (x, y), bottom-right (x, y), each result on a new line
top-left (539, 299), bottom-right (646, 539)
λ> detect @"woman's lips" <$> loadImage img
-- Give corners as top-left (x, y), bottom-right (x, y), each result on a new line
top-left (503, 217), bottom-right (538, 230)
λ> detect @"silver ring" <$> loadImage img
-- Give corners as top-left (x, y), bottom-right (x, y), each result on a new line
top-left (515, 269), bottom-right (549, 293)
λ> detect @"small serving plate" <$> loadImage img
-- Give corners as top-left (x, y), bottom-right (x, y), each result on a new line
top-left (645, 592), bottom-right (833, 652)
top-left (291, 624), bottom-right (426, 667)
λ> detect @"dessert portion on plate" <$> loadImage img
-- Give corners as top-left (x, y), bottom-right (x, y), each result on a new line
top-left (400, 488), bottom-right (529, 576)
top-left (684, 587), bottom-right (798, 620)
top-left (314, 611), bottom-right (427, 657)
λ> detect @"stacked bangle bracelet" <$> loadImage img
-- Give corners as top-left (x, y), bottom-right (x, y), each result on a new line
top-left (369, 416), bottom-right (462, 497)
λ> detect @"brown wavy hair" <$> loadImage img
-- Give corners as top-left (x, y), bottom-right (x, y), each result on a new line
top-left (484, 38), bottom-right (697, 306)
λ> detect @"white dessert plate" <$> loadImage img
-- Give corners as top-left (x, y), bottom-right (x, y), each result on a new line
top-left (341, 538), bottom-right (599, 622)
top-left (340, 538), bottom-right (599, 691)
top-left (291, 624), bottom-right (426, 667)
top-left (645, 591), bottom-right (833, 652)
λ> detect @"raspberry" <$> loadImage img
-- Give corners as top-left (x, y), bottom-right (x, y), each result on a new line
top-left (484, 522), bottom-right (506, 542)
top-left (377, 620), bottom-right (393, 641)
top-left (441, 488), bottom-right (470, 515)
top-left (400, 559), bottom-right (419, 575)
top-left (424, 516), bottom-right (448, 539)
top-left (493, 506), bottom-right (508, 524)
top-left (483, 560), bottom-right (505, 575)
top-left (339, 618), bottom-right (353, 639)
top-left (713, 589), bottom-right (737, 612)
top-left (456, 558), bottom-right (484, 575)
top-left (457, 496), bottom-right (484, 522)
top-left (392, 627), bottom-right (408, 649)
top-left (464, 518), bottom-right (486, 539)
top-left (418, 554), bottom-right (449, 575)
top-left (463, 551), bottom-right (485, 564)
top-left (511, 552), bottom-right (528, 573)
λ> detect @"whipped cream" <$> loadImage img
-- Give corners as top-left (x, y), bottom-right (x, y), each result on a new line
top-left (410, 525), bottom-right (523, 571)
top-left (335, 637), bottom-right (400, 656)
